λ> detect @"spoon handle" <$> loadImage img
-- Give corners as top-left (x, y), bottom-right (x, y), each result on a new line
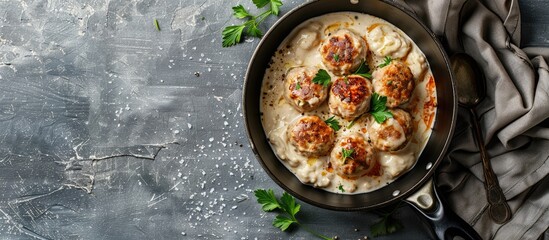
top-left (469, 109), bottom-right (512, 224)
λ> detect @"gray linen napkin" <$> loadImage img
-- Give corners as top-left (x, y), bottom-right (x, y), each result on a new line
top-left (393, 0), bottom-right (549, 239)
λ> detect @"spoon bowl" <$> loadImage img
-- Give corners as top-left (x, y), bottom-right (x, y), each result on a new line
top-left (451, 53), bottom-right (486, 107)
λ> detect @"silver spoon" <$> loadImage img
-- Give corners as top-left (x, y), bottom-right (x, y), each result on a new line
top-left (450, 53), bottom-right (512, 224)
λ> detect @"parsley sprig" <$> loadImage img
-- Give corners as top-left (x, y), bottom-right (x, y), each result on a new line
top-left (333, 53), bottom-right (340, 62)
top-left (354, 60), bottom-right (372, 79)
top-left (378, 56), bottom-right (393, 68)
top-left (295, 81), bottom-right (301, 90)
top-left (370, 93), bottom-right (393, 123)
top-left (371, 204), bottom-right (404, 237)
top-left (255, 189), bottom-right (334, 240)
top-left (341, 148), bottom-right (354, 160)
top-left (324, 116), bottom-right (340, 131)
top-left (153, 19), bottom-right (161, 31)
top-left (312, 69), bottom-right (331, 87)
top-left (338, 183), bottom-right (345, 192)
top-left (341, 148), bottom-right (354, 164)
top-left (222, 0), bottom-right (283, 47)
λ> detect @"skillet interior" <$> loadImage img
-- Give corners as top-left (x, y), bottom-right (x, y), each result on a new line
top-left (243, 0), bottom-right (456, 210)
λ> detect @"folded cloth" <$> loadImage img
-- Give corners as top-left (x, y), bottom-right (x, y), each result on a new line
top-left (393, 0), bottom-right (549, 239)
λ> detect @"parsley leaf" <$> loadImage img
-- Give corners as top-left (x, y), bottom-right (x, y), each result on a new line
top-left (222, 0), bottom-right (283, 47)
top-left (378, 56), bottom-right (393, 68)
top-left (338, 184), bottom-right (345, 192)
top-left (324, 116), bottom-right (340, 131)
top-left (341, 148), bottom-right (354, 164)
top-left (295, 81), bottom-right (301, 90)
top-left (269, 0), bottom-right (283, 16)
top-left (232, 5), bottom-right (251, 19)
top-left (255, 189), bottom-right (281, 211)
top-left (312, 69), bottom-right (331, 87)
top-left (372, 111), bottom-right (393, 124)
top-left (246, 21), bottom-right (263, 38)
top-left (346, 116), bottom-right (359, 129)
top-left (370, 93), bottom-right (393, 123)
top-left (371, 92), bottom-right (387, 112)
top-left (252, 0), bottom-right (270, 8)
top-left (254, 189), bottom-right (334, 240)
top-left (333, 53), bottom-right (340, 62)
top-left (371, 213), bottom-right (403, 237)
top-left (341, 148), bottom-right (354, 159)
top-left (346, 120), bottom-right (355, 128)
top-left (154, 19), bottom-right (161, 31)
top-left (280, 192), bottom-right (300, 218)
top-left (222, 25), bottom-right (246, 48)
top-left (273, 215), bottom-right (296, 231)
top-left (354, 60), bottom-right (372, 79)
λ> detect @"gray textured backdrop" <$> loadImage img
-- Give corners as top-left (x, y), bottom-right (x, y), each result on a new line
top-left (0, 0), bottom-right (546, 239)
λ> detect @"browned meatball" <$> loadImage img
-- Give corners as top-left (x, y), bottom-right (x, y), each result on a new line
top-left (320, 29), bottom-right (367, 76)
top-left (284, 67), bottom-right (329, 112)
top-left (372, 60), bottom-right (414, 107)
top-left (287, 115), bottom-right (335, 157)
top-left (368, 109), bottom-right (413, 151)
top-left (330, 133), bottom-right (376, 177)
top-left (328, 75), bottom-right (373, 120)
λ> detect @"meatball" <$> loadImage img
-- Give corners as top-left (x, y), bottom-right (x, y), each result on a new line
top-left (372, 60), bottom-right (414, 107)
top-left (320, 29), bottom-right (367, 76)
top-left (329, 75), bottom-right (373, 120)
top-left (369, 109), bottom-right (413, 151)
top-left (330, 133), bottom-right (376, 177)
top-left (284, 67), bottom-right (329, 112)
top-left (287, 115), bottom-right (335, 157)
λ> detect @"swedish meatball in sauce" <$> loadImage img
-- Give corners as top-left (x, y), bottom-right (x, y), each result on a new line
top-left (329, 75), bottom-right (373, 120)
top-left (369, 108), bottom-right (413, 152)
top-left (330, 133), bottom-right (376, 178)
top-left (287, 115), bottom-right (335, 157)
top-left (372, 60), bottom-right (415, 107)
top-left (284, 67), bottom-right (329, 112)
top-left (260, 12), bottom-right (437, 194)
top-left (320, 29), bottom-right (367, 76)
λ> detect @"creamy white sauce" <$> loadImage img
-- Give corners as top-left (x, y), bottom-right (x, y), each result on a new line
top-left (260, 12), bottom-right (437, 194)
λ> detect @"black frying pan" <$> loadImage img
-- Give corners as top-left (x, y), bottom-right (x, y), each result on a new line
top-left (243, 0), bottom-right (481, 239)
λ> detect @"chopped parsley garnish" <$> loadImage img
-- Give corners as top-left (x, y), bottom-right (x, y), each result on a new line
top-left (312, 69), bottom-right (331, 87)
top-left (378, 56), bottom-right (393, 68)
top-left (341, 148), bottom-right (354, 163)
top-left (353, 60), bottom-right (372, 79)
top-left (338, 184), bottom-right (345, 192)
top-left (254, 189), bottom-right (334, 240)
top-left (154, 19), bottom-right (161, 31)
top-left (222, 0), bottom-right (283, 47)
top-left (333, 53), bottom-right (340, 62)
top-left (324, 116), bottom-right (341, 131)
top-left (346, 118), bottom-right (357, 129)
top-left (295, 81), bottom-right (301, 90)
top-left (370, 92), bottom-right (393, 123)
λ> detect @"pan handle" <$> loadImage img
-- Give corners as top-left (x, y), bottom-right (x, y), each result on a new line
top-left (404, 179), bottom-right (482, 240)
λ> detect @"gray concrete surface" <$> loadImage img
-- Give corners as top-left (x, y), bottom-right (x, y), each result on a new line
top-left (0, 0), bottom-right (546, 239)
